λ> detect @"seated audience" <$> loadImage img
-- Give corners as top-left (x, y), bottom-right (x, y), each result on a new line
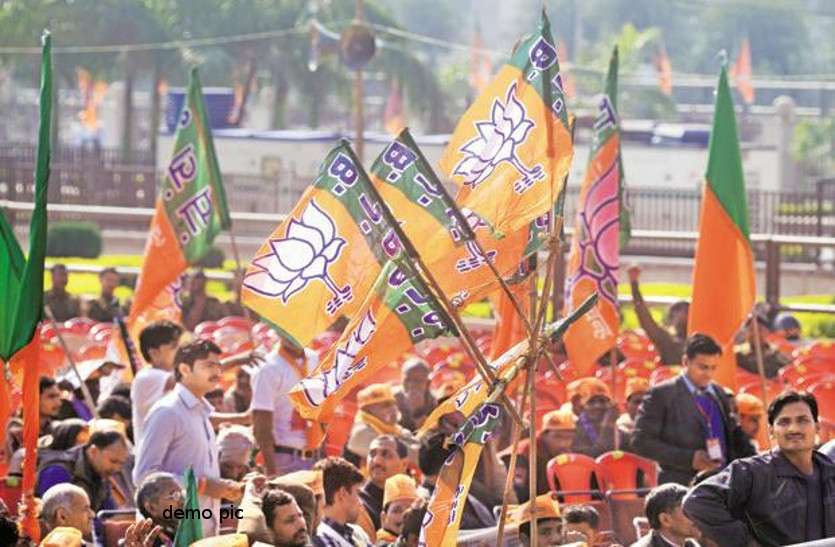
top-left (632, 483), bottom-right (701, 547)
top-left (135, 471), bottom-right (184, 544)
top-left (39, 483), bottom-right (95, 542)
top-left (312, 457), bottom-right (372, 547)
top-left (262, 488), bottom-right (310, 547)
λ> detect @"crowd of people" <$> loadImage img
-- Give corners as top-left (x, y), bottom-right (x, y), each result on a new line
top-left (0, 264), bottom-right (832, 547)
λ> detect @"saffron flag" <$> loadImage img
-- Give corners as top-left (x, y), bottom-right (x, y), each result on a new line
top-left (564, 46), bottom-right (628, 376)
top-left (730, 38), bottom-right (754, 104)
top-left (289, 254), bottom-right (454, 421)
top-left (173, 467), bottom-right (203, 547)
top-left (369, 129), bottom-right (549, 309)
top-left (419, 403), bottom-right (503, 547)
top-left (0, 33), bottom-right (52, 542)
top-left (441, 9), bottom-right (573, 236)
top-left (468, 21), bottom-right (492, 94)
top-left (242, 142), bottom-right (398, 347)
top-left (383, 80), bottom-right (406, 136)
top-left (417, 339), bottom-right (528, 437)
top-left (128, 67), bottom-right (231, 335)
top-left (654, 45), bottom-right (673, 96)
top-left (689, 64), bottom-right (755, 389)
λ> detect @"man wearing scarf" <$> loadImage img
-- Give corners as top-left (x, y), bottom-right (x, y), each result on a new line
top-left (572, 382), bottom-right (617, 458)
top-left (344, 385), bottom-right (419, 467)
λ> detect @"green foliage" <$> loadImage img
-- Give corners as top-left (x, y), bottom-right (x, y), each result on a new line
top-left (792, 118), bottom-right (835, 178)
top-left (46, 222), bottom-right (102, 258)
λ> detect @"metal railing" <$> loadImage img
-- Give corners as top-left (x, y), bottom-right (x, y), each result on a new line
top-left (4, 199), bottom-right (833, 315)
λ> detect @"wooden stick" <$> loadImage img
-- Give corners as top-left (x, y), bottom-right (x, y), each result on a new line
top-left (610, 346), bottom-right (619, 450)
top-left (42, 305), bottom-right (98, 418)
top-left (495, 368), bottom-right (531, 546)
top-left (749, 310), bottom-right (773, 450)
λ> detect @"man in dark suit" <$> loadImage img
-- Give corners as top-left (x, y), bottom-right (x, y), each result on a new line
top-left (631, 484), bottom-right (701, 547)
top-left (632, 334), bottom-right (755, 485)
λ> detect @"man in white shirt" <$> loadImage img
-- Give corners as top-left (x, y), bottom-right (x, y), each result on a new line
top-left (131, 321), bottom-right (182, 444)
top-left (134, 339), bottom-right (243, 537)
top-left (251, 336), bottom-right (320, 477)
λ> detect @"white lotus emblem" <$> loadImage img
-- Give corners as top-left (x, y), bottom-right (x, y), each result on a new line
top-left (244, 199), bottom-right (351, 313)
top-left (452, 82), bottom-right (544, 194)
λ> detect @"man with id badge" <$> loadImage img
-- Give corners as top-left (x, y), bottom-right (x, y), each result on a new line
top-left (633, 334), bottom-right (755, 485)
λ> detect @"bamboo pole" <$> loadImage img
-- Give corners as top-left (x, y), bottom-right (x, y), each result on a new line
top-left (749, 310), bottom-right (773, 450)
top-left (43, 305), bottom-right (98, 418)
top-left (495, 368), bottom-right (531, 546)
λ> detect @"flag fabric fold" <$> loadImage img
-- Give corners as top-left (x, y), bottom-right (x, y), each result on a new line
top-left (289, 254), bottom-right (455, 421)
top-left (242, 141), bottom-right (398, 348)
top-left (173, 467), bottom-right (203, 547)
top-left (564, 46), bottom-right (627, 376)
top-left (688, 65), bottom-right (756, 389)
top-left (0, 32), bottom-right (52, 542)
top-left (370, 129), bottom-right (549, 310)
top-left (419, 402), bottom-right (503, 546)
top-left (441, 10), bottom-right (573, 236)
top-left (730, 38), bottom-right (754, 105)
top-left (128, 67), bottom-right (230, 342)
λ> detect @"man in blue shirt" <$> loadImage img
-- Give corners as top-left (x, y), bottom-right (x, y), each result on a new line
top-left (633, 334), bottom-right (755, 485)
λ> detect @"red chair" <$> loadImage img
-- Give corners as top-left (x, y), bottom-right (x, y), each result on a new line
top-left (546, 453), bottom-right (609, 504)
top-left (88, 322), bottom-right (114, 339)
top-left (0, 478), bottom-right (21, 516)
top-left (193, 321), bottom-right (219, 338)
top-left (738, 380), bottom-right (784, 403)
top-left (820, 419), bottom-right (835, 443)
top-left (618, 358), bottom-right (658, 379)
top-left (63, 317), bottom-right (97, 335)
top-left (97, 510), bottom-right (137, 547)
top-left (649, 366), bottom-right (680, 386)
top-left (596, 451), bottom-right (658, 498)
top-left (217, 315), bottom-right (252, 330)
top-left (795, 372), bottom-right (835, 392)
top-left (809, 380), bottom-right (835, 423)
top-left (595, 367), bottom-right (626, 404)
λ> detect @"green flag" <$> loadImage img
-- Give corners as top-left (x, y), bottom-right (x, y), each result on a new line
top-left (173, 467), bottom-right (203, 547)
top-left (0, 32), bottom-right (51, 361)
top-left (129, 67), bottom-right (232, 325)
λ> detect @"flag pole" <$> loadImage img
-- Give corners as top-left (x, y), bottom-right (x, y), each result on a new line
top-left (610, 346), bottom-right (619, 450)
top-left (401, 129), bottom-right (566, 382)
top-left (749, 308), bottom-right (773, 449)
top-left (341, 143), bottom-right (524, 426)
top-left (43, 305), bottom-right (98, 418)
top-left (495, 367), bottom-right (531, 546)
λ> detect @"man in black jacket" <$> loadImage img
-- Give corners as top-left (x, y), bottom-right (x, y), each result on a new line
top-left (683, 391), bottom-right (835, 547)
top-left (632, 334), bottom-right (755, 485)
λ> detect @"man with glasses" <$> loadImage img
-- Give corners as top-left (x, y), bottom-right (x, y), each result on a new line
top-left (134, 340), bottom-right (244, 537)
top-left (135, 472), bottom-right (184, 543)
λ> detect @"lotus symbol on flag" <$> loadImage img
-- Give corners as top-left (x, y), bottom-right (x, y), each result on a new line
top-left (452, 83), bottom-right (543, 193)
top-left (244, 199), bottom-right (351, 313)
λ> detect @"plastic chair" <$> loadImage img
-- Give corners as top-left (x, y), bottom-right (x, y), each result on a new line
top-left (649, 366), bottom-right (680, 386)
top-left (0, 478), bottom-right (21, 516)
top-left (64, 317), bottom-right (97, 335)
top-left (217, 315), bottom-right (252, 330)
top-left (809, 380), bottom-right (835, 423)
top-left (193, 321), bottom-right (219, 338)
top-left (795, 372), bottom-right (835, 392)
top-left (596, 451), bottom-right (658, 497)
top-left (546, 453), bottom-right (609, 504)
top-left (96, 509), bottom-right (136, 547)
top-left (618, 358), bottom-right (658, 379)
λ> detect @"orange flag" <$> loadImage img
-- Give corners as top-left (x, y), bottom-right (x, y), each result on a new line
top-left (653, 45), bottom-right (673, 96)
top-left (564, 47), bottom-right (626, 376)
top-left (469, 21), bottom-right (492, 94)
top-left (441, 10), bottom-right (573, 236)
top-left (730, 38), bottom-right (754, 104)
top-left (383, 81), bottom-right (406, 136)
top-left (689, 65), bottom-right (756, 389)
top-left (487, 279), bottom-right (531, 360)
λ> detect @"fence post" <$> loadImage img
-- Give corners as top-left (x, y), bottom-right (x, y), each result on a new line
top-left (765, 238), bottom-right (781, 307)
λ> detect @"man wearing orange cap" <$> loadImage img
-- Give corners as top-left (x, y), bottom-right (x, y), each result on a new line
top-left (735, 393), bottom-right (766, 451)
top-left (375, 474), bottom-right (418, 545)
top-left (512, 493), bottom-right (572, 547)
top-left (502, 409), bottom-right (576, 502)
top-left (618, 377), bottom-right (650, 451)
top-left (572, 380), bottom-right (618, 458)
top-left (345, 384), bottom-right (418, 466)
